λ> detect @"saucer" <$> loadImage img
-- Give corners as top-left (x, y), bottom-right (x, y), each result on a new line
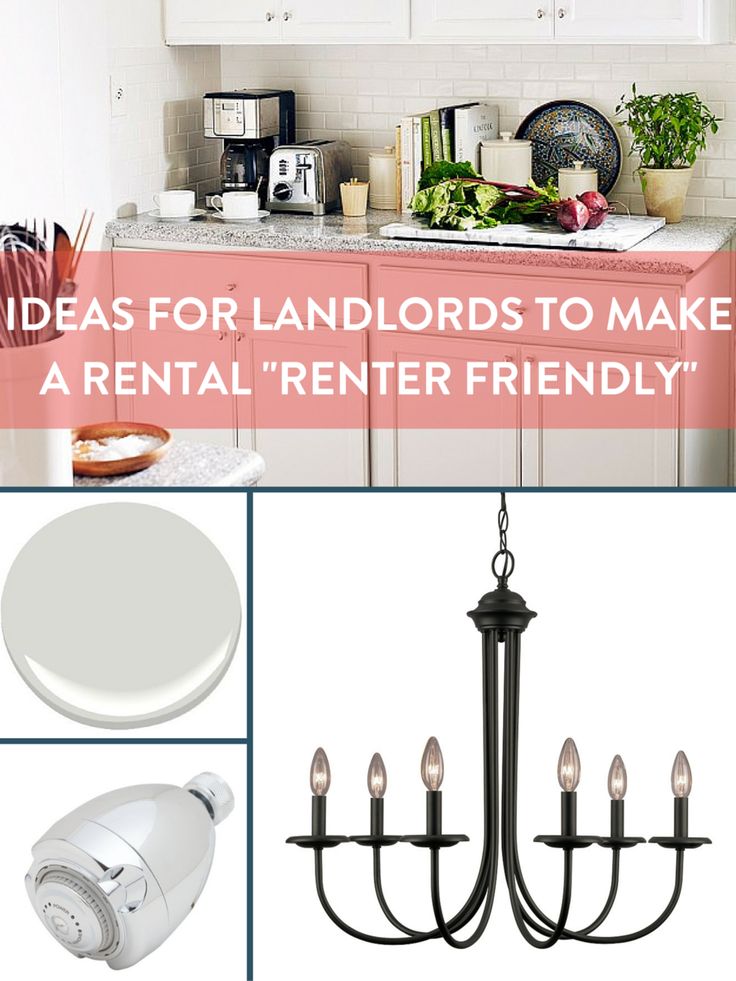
top-left (211, 210), bottom-right (270, 222)
top-left (146, 208), bottom-right (207, 222)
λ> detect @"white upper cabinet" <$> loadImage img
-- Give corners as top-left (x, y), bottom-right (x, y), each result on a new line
top-left (554, 0), bottom-right (724, 42)
top-left (411, 1), bottom-right (554, 41)
top-left (164, 0), bottom-right (731, 43)
top-left (412, 0), bottom-right (729, 42)
top-left (282, 2), bottom-right (410, 40)
top-left (165, 0), bottom-right (409, 44)
top-left (164, 1), bottom-right (280, 43)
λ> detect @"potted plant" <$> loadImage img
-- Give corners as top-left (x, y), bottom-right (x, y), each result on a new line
top-left (616, 85), bottom-right (720, 224)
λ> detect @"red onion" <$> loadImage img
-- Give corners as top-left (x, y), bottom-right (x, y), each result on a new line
top-left (577, 191), bottom-right (610, 229)
top-left (557, 198), bottom-right (590, 233)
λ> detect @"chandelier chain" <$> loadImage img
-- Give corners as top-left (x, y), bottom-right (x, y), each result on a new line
top-left (491, 492), bottom-right (515, 585)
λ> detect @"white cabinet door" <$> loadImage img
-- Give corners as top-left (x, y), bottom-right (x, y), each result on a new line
top-left (520, 348), bottom-right (678, 487)
top-left (370, 335), bottom-right (520, 487)
top-left (284, 1), bottom-right (410, 40)
top-left (164, 0), bottom-right (281, 44)
top-left (411, 0), bottom-right (554, 41)
top-left (554, 0), bottom-right (704, 41)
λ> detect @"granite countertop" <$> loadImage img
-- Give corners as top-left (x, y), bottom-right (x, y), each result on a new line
top-left (106, 209), bottom-right (736, 276)
top-left (74, 440), bottom-right (265, 487)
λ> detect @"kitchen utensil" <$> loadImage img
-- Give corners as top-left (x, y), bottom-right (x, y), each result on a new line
top-left (0, 213), bottom-right (91, 350)
top-left (379, 214), bottom-right (665, 251)
top-left (211, 210), bottom-right (269, 222)
top-left (340, 178), bottom-right (369, 217)
top-left (268, 140), bottom-right (352, 215)
top-left (2, 502), bottom-right (242, 728)
top-left (368, 147), bottom-right (397, 210)
top-left (26, 772), bottom-right (234, 968)
top-left (146, 208), bottom-right (207, 222)
top-left (53, 221), bottom-right (72, 294)
top-left (68, 209), bottom-right (93, 281)
top-left (516, 100), bottom-right (622, 196)
top-left (211, 190), bottom-right (260, 219)
top-left (481, 132), bottom-right (533, 186)
top-left (152, 190), bottom-right (195, 218)
top-left (558, 160), bottom-right (599, 200)
top-left (71, 422), bottom-right (172, 477)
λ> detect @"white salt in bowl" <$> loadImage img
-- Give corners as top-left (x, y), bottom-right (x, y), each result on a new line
top-left (71, 422), bottom-right (172, 477)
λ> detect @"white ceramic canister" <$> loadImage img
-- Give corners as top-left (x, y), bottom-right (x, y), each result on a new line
top-left (480, 132), bottom-right (532, 186)
top-left (368, 147), bottom-right (397, 210)
top-left (558, 160), bottom-right (598, 200)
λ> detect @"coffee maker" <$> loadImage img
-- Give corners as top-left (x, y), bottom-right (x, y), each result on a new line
top-left (203, 89), bottom-right (295, 208)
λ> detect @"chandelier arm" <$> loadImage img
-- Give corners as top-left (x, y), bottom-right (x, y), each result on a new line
top-left (556, 850), bottom-right (686, 945)
top-left (372, 847), bottom-right (423, 936)
top-left (429, 846), bottom-right (499, 949)
top-left (504, 631), bottom-right (684, 946)
top-left (505, 637), bottom-right (622, 940)
top-left (514, 848), bottom-right (621, 939)
top-left (314, 850), bottom-right (434, 946)
top-left (501, 630), bottom-right (573, 948)
top-left (370, 632), bottom-right (501, 940)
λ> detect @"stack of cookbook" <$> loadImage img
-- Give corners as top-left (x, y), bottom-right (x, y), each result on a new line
top-left (395, 102), bottom-right (499, 212)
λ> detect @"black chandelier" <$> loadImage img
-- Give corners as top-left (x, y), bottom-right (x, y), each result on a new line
top-left (287, 493), bottom-right (711, 949)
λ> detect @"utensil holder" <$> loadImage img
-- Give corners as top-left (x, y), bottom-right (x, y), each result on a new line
top-left (0, 333), bottom-right (72, 487)
top-left (340, 181), bottom-right (369, 218)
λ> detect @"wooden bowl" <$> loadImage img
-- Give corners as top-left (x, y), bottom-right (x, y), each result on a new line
top-left (72, 422), bottom-right (172, 477)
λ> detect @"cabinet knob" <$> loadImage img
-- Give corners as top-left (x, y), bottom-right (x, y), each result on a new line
top-left (536, 7), bottom-right (546, 17)
top-left (557, 7), bottom-right (567, 17)
top-left (218, 331), bottom-right (226, 342)
top-left (236, 331), bottom-right (244, 343)
top-left (283, 10), bottom-right (291, 20)
top-left (225, 282), bottom-right (237, 292)
top-left (265, 10), bottom-right (274, 21)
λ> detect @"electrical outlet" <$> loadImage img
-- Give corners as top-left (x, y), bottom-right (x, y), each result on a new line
top-left (110, 74), bottom-right (127, 118)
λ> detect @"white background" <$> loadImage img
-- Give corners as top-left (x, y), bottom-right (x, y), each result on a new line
top-left (0, 491), bottom-right (248, 739)
top-left (0, 743), bottom-right (247, 977)
top-left (254, 491), bottom-right (734, 980)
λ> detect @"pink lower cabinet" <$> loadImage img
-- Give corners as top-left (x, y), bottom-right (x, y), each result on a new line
top-left (369, 333), bottom-right (520, 487)
top-left (235, 326), bottom-right (370, 487)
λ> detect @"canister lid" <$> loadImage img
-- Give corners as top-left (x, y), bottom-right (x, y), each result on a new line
top-left (369, 146), bottom-right (395, 158)
top-left (485, 132), bottom-right (531, 148)
top-left (558, 159), bottom-right (596, 175)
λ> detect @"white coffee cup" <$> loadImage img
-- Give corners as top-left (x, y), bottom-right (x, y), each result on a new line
top-left (211, 191), bottom-right (259, 220)
top-left (153, 190), bottom-right (195, 217)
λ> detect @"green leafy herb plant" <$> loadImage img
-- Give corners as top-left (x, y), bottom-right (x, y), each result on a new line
top-left (615, 84), bottom-right (720, 170)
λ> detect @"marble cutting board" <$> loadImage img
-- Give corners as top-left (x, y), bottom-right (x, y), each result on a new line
top-left (379, 214), bottom-right (666, 251)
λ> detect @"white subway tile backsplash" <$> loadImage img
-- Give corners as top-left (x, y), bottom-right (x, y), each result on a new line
top-left (111, 44), bottom-right (220, 215)
top-left (216, 43), bottom-right (736, 215)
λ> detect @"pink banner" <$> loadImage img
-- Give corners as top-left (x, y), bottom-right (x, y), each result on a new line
top-left (0, 248), bottom-right (732, 429)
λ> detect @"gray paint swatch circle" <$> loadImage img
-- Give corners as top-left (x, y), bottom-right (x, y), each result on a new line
top-left (1, 503), bottom-right (241, 728)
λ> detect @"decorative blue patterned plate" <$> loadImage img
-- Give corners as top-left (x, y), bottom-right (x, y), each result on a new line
top-left (516, 100), bottom-right (622, 196)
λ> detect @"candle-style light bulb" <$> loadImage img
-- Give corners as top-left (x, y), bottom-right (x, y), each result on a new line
top-left (557, 737), bottom-right (581, 792)
top-left (367, 752), bottom-right (387, 799)
top-left (310, 747), bottom-right (331, 797)
top-left (421, 736), bottom-right (444, 792)
top-left (607, 754), bottom-right (627, 800)
top-left (671, 750), bottom-right (692, 798)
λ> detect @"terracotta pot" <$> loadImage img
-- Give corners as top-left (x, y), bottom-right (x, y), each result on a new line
top-left (639, 166), bottom-right (693, 224)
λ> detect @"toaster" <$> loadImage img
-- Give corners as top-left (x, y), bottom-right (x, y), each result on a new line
top-left (268, 140), bottom-right (352, 215)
